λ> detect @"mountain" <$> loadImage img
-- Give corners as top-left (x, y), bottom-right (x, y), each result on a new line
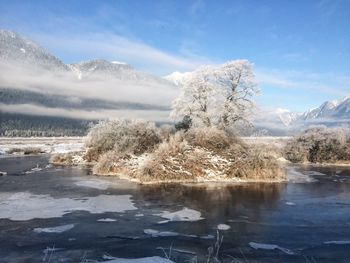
top-left (0, 29), bottom-right (175, 136)
top-left (0, 29), bottom-right (69, 72)
top-left (301, 96), bottom-right (350, 121)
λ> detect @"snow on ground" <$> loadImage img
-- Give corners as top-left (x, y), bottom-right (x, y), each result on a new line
top-left (33, 224), bottom-right (75, 233)
top-left (249, 242), bottom-right (295, 255)
top-left (156, 207), bottom-right (204, 224)
top-left (0, 137), bottom-right (84, 155)
top-left (217, 224), bottom-right (231, 230)
top-left (0, 192), bottom-right (137, 220)
top-left (101, 256), bottom-right (174, 263)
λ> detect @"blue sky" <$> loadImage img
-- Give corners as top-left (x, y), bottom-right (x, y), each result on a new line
top-left (0, 0), bottom-right (349, 111)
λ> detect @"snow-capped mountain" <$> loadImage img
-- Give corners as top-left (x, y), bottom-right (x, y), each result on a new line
top-left (0, 29), bottom-right (69, 71)
top-left (301, 96), bottom-right (350, 120)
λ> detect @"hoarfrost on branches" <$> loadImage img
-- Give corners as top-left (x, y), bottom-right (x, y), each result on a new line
top-left (171, 60), bottom-right (258, 130)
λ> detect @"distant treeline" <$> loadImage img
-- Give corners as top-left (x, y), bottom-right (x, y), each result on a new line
top-left (0, 113), bottom-right (95, 137)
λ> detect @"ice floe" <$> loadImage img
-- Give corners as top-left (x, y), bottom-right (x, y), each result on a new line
top-left (156, 207), bottom-right (204, 224)
top-left (144, 229), bottom-right (179, 237)
top-left (286, 168), bottom-right (318, 183)
top-left (324, 240), bottom-right (350, 245)
top-left (249, 242), bottom-right (295, 255)
top-left (74, 179), bottom-right (112, 190)
top-left (34, 224), bottom-right (75, 233)
top-left (305, 171), bottom-right (326, 176)
top-left (217, 224), bottom-right (231, 230)
top-left (98, 218), bottom-right (117, 222)
top-left (285, 202), bottom-right (296, 206)
top-left (0, 192), bottom-right (137, 220)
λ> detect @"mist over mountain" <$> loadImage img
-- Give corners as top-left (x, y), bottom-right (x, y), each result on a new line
top-left (0, 29), bottom-right (176, 136)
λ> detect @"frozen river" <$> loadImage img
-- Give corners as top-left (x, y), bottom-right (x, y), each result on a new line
top-left (0, 155), bottom-right (349, 262)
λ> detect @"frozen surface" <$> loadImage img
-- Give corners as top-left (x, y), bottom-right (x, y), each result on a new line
top-left (74, 178), bottom-right (112, 190)
top-left (102, 256), bottom-right (174, 263)
top-left (0, 192), bottom-right (137, 220)
top-left (249, 242), bottom-right (295, 255)
top-left (286, 167), bottom-right (318, 183)
top-left (98, 218), bottom-right (117, 222)
top-left (156, 207), bottom-right (204, 224)
top-left (217, 224), bottom-right (231, 230)
top-left (324, 241), bottom-right (350, 245)
top-left (144, 229), bottom-right (179, 237)
top-left (285, 202), bottom-right (296, 206)
top-left (34, 224), bottom-right (75, 233)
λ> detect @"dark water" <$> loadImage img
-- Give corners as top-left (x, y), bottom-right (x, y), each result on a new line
top-left (0, 155), bottom-right (349, 263)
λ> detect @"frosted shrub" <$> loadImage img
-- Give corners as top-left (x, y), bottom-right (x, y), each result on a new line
top-left (136, 127), bottom-right (284, 183)
top-left (285, 126), bottom-right (350, 163)
top-left (184, 127), bottom-right (232, 152)
top-left (85, 119), bottom-right (161, 161)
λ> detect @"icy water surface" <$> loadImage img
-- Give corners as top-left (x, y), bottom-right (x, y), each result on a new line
top-left (0, 155), bottom-right (349, 262)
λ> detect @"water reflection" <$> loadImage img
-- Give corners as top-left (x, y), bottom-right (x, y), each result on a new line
top-left (138, 183), bottom-right (284, 223)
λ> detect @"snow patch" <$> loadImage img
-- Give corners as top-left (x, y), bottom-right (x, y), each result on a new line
top-left (34, 224), bottom-right (74, 233)
top-left (156, 207), bottom-right (204, 224)
top-left (249, 242), bottom-right (295, 255)
top-left (0, 192), bottom-right (137, 220)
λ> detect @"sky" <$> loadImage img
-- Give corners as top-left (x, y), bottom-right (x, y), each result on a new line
top-left (0, 0), bottom-right (349, 112)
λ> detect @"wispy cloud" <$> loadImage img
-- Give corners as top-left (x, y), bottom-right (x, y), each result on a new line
top-left (31, 31), bottom-right (211, 75)
top-left (256, 68), bottom-right (350, 97)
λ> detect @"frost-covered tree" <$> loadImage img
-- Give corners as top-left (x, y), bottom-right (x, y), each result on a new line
top-left (214, 60), bottom-right (258, 129)
top-left (171, 66), bottom-right (216, 127)
top-left (171, 60), bottom-right (257, 129)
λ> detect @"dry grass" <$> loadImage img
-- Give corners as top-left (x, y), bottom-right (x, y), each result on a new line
top-left (6, 147), bottom-right (44, 155)
top-left (134, 127), bottom-right (285, 183)
top-left (83, 120), bottom-right (285, 183)
top-left (84, 120), bottom-right (161, 162)
top-left (50, 152), bottom-right (83, 166)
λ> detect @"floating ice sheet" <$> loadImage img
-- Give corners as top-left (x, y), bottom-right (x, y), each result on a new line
top-left (156, 207), bottom-right (204, 224)
top-left (0, 192), bottom-right (137, 220)
top-left (34, 224), bottom-right (75, 233)
top-left (249, 242), bottom-right (295, 255)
